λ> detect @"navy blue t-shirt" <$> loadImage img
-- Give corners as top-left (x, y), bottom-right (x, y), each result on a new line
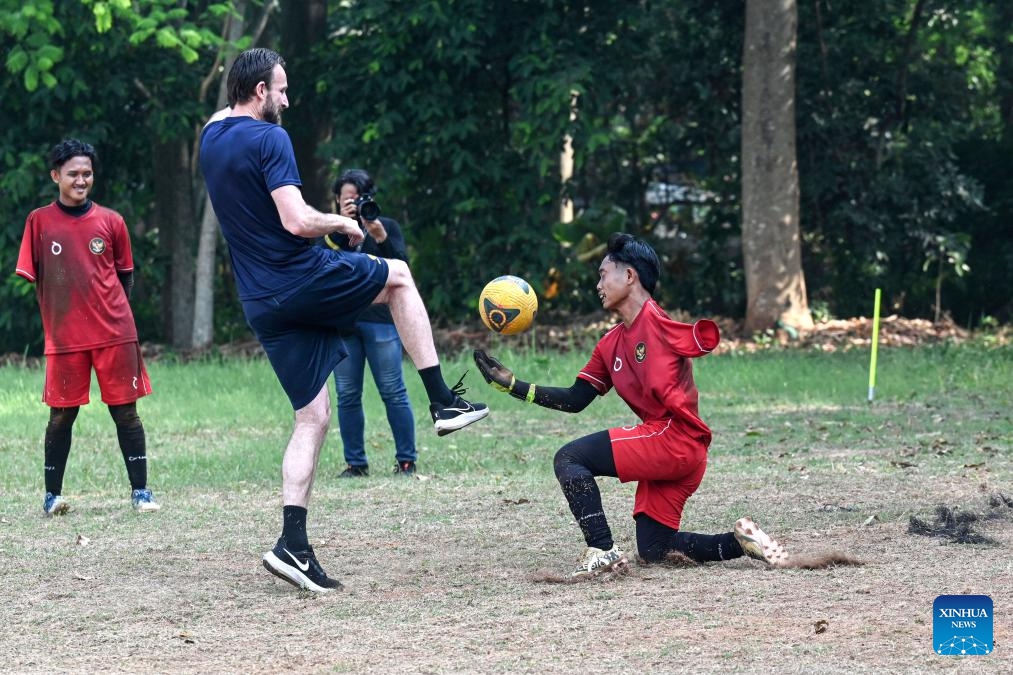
top-left (200, 116), bottom-right (327, 300)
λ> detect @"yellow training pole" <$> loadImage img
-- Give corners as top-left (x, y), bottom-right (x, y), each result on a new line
top-left (868, 288), bottom-right (882, 402)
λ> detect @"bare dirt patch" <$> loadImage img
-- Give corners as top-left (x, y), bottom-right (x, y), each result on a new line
top-left (2, 452), bottom-right (1010, 674)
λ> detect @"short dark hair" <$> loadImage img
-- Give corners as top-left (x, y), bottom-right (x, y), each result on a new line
top-left (605, 232), bottom-right (661, 296)
top-left (227, 48), bottom-right (285, 107)
top-left (49, 139), bottom-right (97, 171)
top-left (333, 169), bottom-right (375, 196)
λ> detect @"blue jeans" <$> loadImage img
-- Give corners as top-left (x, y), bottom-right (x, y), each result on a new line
top-left (334, 322), bottom-right (416, 466)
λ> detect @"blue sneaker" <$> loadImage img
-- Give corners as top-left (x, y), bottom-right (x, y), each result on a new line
top-left (131, 488), bottom-right (161, 512)
top-left (43, 492), bottom-right (69, 517)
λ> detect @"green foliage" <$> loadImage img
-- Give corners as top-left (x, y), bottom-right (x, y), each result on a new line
top-left (796, 0), bottom-right (1001, 320)
top-left (1, 0), bottom-right (1011, 356)
top-left (315, 1), bottom-right (748, 320)
top-left (0, 0), bottom-right (250, 354)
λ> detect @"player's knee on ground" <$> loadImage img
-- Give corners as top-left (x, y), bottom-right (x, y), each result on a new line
top-left (108, 402), bottom-right (142, 429)
top-left (635, 514), bottom-right (677, 562)
top-left (48, 406), bottom-right (80, 431)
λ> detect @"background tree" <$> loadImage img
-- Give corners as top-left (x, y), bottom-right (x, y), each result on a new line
top-left (192, 0), bottom-right (278, 349)
top-left (741, 0), bottom-right (813, 334)
top-left (2, 0), bottom-right (1010, 356)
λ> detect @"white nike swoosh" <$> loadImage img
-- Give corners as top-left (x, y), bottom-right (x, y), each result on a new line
top-left (283, 548), bottom-right (310, 572)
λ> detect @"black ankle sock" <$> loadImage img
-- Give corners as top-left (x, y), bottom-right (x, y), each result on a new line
top-left (419, 365), bottom-right (454, 405)
top-left (116, 423), bottom-right (148, 490)
top-left (282, 505), bottom-right (309, 550)
top-left (562, 475), bottom-right (614, 550)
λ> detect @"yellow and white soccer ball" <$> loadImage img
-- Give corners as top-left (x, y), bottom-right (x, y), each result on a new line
top-left (478, 275), bottom-right (538, 335)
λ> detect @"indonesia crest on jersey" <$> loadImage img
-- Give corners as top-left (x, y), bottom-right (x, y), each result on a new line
top-left (577, 298), bottom-right (719, 442)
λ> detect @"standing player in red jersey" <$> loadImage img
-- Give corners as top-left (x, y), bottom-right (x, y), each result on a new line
top-left (16, 139), bottom-right (159, 516)
top-left (474, 233), bottom-right (789, 576)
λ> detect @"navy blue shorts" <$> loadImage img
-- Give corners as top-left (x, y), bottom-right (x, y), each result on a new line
top-left (242, 250), bottom-right (389, 410)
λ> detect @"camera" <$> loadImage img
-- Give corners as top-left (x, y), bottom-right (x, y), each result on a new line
top-left (354, 193), bottom-right (380, 221)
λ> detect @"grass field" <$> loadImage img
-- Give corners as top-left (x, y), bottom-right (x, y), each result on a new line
top-left (0, 342), bottom-right (1011, 673)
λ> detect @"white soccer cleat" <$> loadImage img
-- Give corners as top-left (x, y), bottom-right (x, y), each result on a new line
top-left (734, 516), bottom-right (790, 567)
top-left (571, 545), bottom-right (628, 578)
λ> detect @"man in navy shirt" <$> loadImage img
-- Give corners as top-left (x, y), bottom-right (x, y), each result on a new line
top-left (200, 48), bottom-right (488, 593)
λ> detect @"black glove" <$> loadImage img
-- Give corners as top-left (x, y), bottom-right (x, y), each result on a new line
top-left (473, 350), bottom-right (515, 394)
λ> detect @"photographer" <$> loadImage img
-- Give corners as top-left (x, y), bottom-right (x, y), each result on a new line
top-left (326, 169), bottom-right (418, 477)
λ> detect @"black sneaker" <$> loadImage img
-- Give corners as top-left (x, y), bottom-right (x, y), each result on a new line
top-left (262, 538), bottom-right (343, 593)
top-left (429, 372), bottom-right (489, 436)
top-left (339, 464), bottom-right (369, 478)
top-left (393, 461), bottom-right (417, 476)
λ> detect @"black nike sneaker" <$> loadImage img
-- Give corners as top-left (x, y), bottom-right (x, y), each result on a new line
top-left (430, 396), bottom-right (489, 436)
top-left (262, 538), bottom-right (343, 593)
top-left (429, 372), bottom-right (489, 436)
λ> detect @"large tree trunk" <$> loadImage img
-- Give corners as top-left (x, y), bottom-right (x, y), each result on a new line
top-left (192, 0), bottom-right (278, 349)
top-left (741, 0), bottom-right (813, 333)
top-left (280, 0), bottom-right (331, 210)
top-left (153, 138), bottom-right (196, 348)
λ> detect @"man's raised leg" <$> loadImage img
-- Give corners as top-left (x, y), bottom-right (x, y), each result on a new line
top-left (375, 259), bottom-right (489, 435)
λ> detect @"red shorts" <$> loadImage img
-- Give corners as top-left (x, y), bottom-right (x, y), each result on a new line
top-left (44, 343), bottom-right (153, 407)
top-left (610, 419), bottom-right (708, 530)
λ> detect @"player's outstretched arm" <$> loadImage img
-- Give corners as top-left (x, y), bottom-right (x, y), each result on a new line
top-left (473, 350), bottom-right (597, 413)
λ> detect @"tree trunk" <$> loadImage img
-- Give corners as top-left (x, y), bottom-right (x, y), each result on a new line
top-left (191, 3), bottom-right (250, 349)
top-left (280, 0), bottom-right (331, 210)
top-left (560, 91), bottom-right (578, 223)
top-left (153, 138), bottom-right (196, 348)
top-left (741, 0), bottom-right (813, 333)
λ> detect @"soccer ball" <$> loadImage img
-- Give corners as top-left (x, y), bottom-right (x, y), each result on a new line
top-left (479, 275), bottom-right (538, 335)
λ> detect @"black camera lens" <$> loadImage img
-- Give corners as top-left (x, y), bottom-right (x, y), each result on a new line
top-left (355, 194), bottom-right (380, 221)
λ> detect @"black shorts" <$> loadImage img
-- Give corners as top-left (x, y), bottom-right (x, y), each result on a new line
top-left (242, 251), bottom-right (389, 409)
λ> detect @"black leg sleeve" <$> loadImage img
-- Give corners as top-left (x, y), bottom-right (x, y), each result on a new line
top-left (635, 513), bottom-right (743, 563)
top-left (553, 430), bottom-right (618, 550)
top-left (44, 406), bottom-right (80, 495)
top-left (109, 403), bottom-right (147, 490)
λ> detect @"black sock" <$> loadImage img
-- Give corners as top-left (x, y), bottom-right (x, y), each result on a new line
top-left (561, 475), bottom-right (614, 550)
top-left (419, 365), bottom-right (454, 405)
top-left (282, 505), bottom-right (309, 550)
top-left (44, 407), bottom-right (78, 495)
top-left (116, 424), bottom-right (147, 490)
top-left (636, 514), bottom-right (743, 563)
top-left (110, 404), bottom-right (147, 490)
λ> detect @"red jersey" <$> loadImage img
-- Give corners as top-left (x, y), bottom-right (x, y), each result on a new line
top-left (577, 298), bottom-right (719, 442)
top-left (577, 299), bottom-right (720, 530)
top-left (16, 202), bottom-right (138, 355)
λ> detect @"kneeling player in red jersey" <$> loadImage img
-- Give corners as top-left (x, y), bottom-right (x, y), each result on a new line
top-left (475, 233), bottom-right (788, 576)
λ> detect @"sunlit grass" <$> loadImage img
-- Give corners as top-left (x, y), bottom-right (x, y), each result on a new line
top-left (0, 343), bottom-right (1009, 499)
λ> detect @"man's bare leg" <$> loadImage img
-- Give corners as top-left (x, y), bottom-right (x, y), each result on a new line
top-left (282, 384), bottom-right (331, 506)
top-left (373, 259), bottom-right (489, 434)
top-left (262, 384), bottom-right (343, 592)
top-left (374, 259), bottom-right (439, 369)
